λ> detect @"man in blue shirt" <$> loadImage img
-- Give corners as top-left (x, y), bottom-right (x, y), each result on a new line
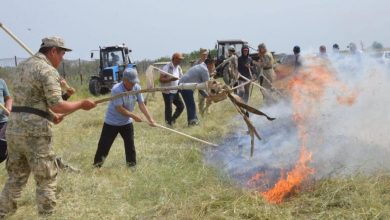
top-left (0, 79), bottom-right (12, 131)
top-left (0, 79), bottom-right (12, 161)
top-left (93, 68), bottom-right (156, 168)
top-left (179, 57), bottom-right (215, 126)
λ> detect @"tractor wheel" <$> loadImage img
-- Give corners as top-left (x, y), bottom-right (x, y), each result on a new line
top-left (100, 87), bottom-right (110, 95)
top-left (89, 78), bottom-right (101, 96)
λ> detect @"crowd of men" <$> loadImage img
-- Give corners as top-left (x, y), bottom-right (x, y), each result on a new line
top-left (0, 36), bottom-right (367, 217)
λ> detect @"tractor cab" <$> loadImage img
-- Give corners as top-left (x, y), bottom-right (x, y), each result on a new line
top-left (89, 44), bottom-right (136, 95)
top-left (216, 39), bottom-right (248, 61)
top-left (215, 39), bottom-right (258, 77)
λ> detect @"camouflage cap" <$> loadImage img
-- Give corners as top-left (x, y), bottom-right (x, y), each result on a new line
top-left (199, 48), bottom-right (208, 55)
top-left (40, 37), bottom-right (72, 51)
top-left (348, 42), bottom-right (357, 50)
top-left (258, 43), bottom-right (266, 50)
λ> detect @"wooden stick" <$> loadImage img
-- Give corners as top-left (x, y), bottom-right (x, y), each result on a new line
top-left (0, 22), bottom-right (74, 92)
top-left (210, 56), bottom-right (235, 78)
top-left (230, 79), bottom-right (252, 91)
top-left (239, 74), bottom-right (268, 91)
top-left (0, 22), bottom-right (34, 56)
top-left (257, 72), bottom-right (284, 97)
top-left (144, 122), bottom-right (218, 147)
top-left (0, 103), bottom-right (10, 115)
top-left (95, 83), bottom-right (208, 104)
top-left (151, 66), bottom-right (179, 80)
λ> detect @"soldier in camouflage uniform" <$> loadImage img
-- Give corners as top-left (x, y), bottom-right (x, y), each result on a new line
top-left (0, 37), bottom-right (96, 217)
top-left (222, 46), bottom-right (239, 88)
top-left (255, 43), bottom-right (276, 105)
top-left (0, 77), bottom-right (80, 171)
top-left (194, 48), bottom-right (209, 115)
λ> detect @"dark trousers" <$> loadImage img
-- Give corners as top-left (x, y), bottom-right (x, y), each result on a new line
top-left (162, 93), bottom-right (184, 125)
top-left (238, 80), bottom-right (251, 104)
top-left (0, 122), bottom-right (6, 139)
top-left (94, 123), bottom-right (135, 167)
top-left (0, 122), bottom-right (7, 163)
top-left (179, 90), bottom-right (198, 124)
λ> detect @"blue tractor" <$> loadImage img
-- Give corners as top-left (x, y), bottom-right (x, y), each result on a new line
top-left (89, 44), bottom-right (136, 95)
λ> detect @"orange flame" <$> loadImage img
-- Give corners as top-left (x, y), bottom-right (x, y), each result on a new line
top-left (251, 58), bottom-right (358, 203)
top-left (337, 86), bottom-right (358, 106)
top-left (262, 147), bottom-right (314, 204)
top-left (246, 172), bottom-right (264, 188)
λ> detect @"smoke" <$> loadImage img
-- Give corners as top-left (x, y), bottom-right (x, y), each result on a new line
top-left (312, 54), bottom-right (390, 178)
top-left (205, 53), bottom-right (390, 186)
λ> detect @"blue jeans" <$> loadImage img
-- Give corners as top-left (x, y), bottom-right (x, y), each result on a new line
top-left (179, 90), bottom-right (198, 124)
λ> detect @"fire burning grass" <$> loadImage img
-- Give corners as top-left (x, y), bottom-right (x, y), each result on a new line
top-left (246, 58), bottom-right (363, 204)
top-left (0, 56), bottom-right (389, 218)
top-left (261, 147), bottom-right (315, 204)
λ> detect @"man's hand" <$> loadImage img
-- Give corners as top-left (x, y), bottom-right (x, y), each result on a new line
top-left (6, 107), bottom-right (11, 116)
top-left (52, 113), bottom-right (65, 124)
top-left (0, 104), bottom-right (10, 116)
top-left (148, 119), bottom-right (157, 127)
top-left (169, 76), bottom-right (179, 81)
top-left (132, 114), bottom-right (143, 122)
top-left (81, 100), bottom-right (97, 110)
top-left (60, 78), bottom-right (74, 91)
top-left (160, 74), bottom-right (178, 83)
top-left (66, 87), bottom-right (76, 96)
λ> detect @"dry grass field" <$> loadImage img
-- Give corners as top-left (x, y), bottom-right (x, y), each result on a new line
top-left (0, 71), bottom-right (389, 219)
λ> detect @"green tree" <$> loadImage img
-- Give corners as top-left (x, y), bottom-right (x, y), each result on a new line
top-left (372, 41), bottom-right (384, 50)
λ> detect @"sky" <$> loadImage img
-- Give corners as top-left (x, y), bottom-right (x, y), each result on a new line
top-left (1, 0), bottom-right (390, 61)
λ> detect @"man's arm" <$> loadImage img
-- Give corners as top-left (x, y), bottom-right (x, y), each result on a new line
top-left (50, 99), bottom-right (96, 114)
top-left (60, 78), bottom-right (75, 100)
top-left (202, 69), bottom-right (210, 83)
top-left (159, 64), bottom-right (179, 83)
top-left (4, 96), bottom-right (12, 113)
top-left (138, 102), bottom-right (156, 126)
top-left (114, 105), bottom-right (143, 122)
top-left (263, 54), bottom-right (274, 68)
top-left (159, 74), bottom-right (177, 83)
top-left (1, 80), bottom-right (12, 113)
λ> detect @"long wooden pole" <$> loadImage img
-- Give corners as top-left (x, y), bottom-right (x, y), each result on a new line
top-left (146, 122), bottom-right (218, 147)
top-left (151, 66), bottom-right (178, 79)
top-left (0, 103), bottom-right (10, 116)
top-left (239, 74), bottom-right (268, 91)
top-left (95, 82), bottom-right (208, 104)
top-left (0, 22), bottom-right (73, 91)
top-left (0, 22), bottom-right (34, 56)
top-left (230, 79), bottom-right (252, 91)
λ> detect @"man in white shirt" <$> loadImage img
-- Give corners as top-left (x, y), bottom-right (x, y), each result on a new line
top-left (159, 53), bottom-right (185, 126)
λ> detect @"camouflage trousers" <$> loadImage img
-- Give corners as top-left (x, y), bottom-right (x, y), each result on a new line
top-left (198, 91), bottom-right (209, 116)
top-left (0, 134), bottom-right (57, 217)
top-left (259, 69), bottom-right (277, 105)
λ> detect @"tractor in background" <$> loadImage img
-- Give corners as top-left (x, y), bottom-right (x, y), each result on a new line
top-left (214, 39), bottom-right (259, 78)
top-left (89, 44), bottom-right (136, 95)
top-left (215, 39), bottom-right (287, 79)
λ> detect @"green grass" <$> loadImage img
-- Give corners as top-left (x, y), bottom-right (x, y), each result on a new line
top-left (0, 75), bottom-right (389, 219)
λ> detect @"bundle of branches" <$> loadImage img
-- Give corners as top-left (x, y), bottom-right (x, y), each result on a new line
top-left (205, 80), bottom-right (276, 156)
